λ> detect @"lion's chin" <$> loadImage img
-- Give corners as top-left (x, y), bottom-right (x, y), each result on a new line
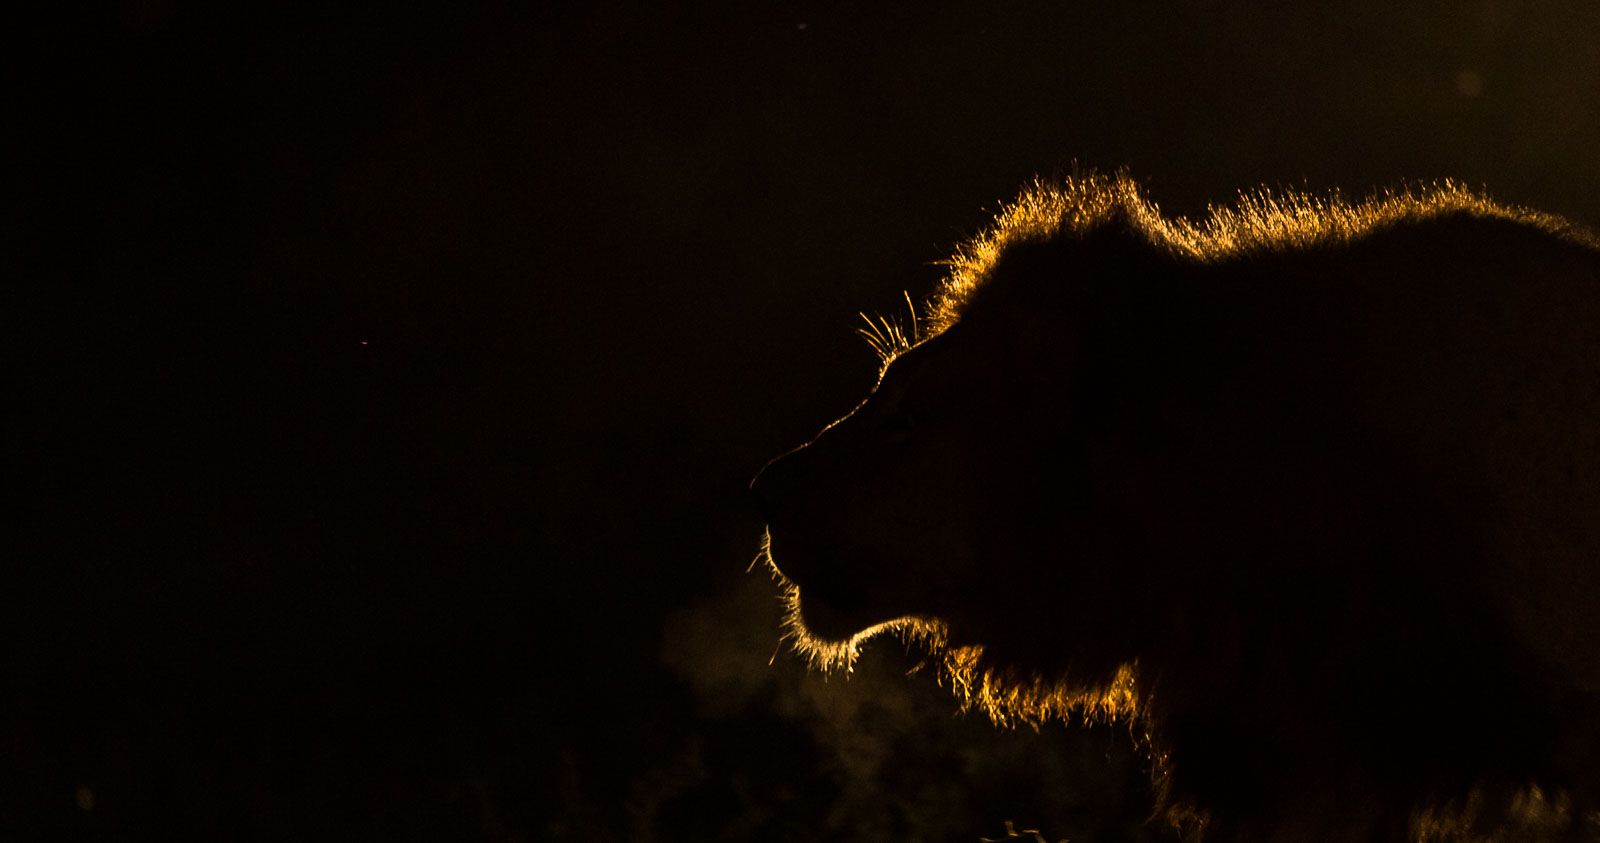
top-left (787, 602), bottom-right (949, 674)
top-left (765, 536), bottom-right (884, 640)
top-left (763, 532), bottom-right (951, 669)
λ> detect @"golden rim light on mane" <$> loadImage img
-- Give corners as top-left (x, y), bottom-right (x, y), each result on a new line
top-left (852, 170), bottom-right (1591, 373)
top-left (926, 169), bottom-right (1591, 335)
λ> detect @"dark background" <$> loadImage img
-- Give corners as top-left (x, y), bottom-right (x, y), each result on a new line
top-left (9, 1), bottom-right (1600, 840)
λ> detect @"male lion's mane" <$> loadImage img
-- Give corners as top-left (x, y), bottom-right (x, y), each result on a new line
top-left (931, 171), bottom-right (1593, 333)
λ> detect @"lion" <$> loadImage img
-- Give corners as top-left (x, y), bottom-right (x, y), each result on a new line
top-left (751, 172), bottom-right (1600, 842)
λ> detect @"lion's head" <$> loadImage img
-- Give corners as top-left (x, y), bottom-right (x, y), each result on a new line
top-left (750, 235), bottom-right (1151, 705)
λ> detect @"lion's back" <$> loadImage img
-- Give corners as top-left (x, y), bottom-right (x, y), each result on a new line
top-left (1249, 213), bottom-right (1600, 697)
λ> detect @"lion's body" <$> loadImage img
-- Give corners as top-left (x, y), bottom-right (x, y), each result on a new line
top-left (752, 175), bottom-right (1600, 841)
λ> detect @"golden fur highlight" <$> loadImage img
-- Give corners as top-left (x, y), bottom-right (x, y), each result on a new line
top-left (856, 291), bottom-right (922, 370)
top-left (759, 530), bottom-right (1145, 733)
top-left (925, 170), bottom-right (1594, 335)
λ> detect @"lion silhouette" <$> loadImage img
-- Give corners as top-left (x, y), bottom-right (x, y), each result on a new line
top-left (752, 173), bottom-right (1600, 842)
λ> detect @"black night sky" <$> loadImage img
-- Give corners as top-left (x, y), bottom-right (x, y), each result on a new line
top-left (9, 2), bottom-right (1600, 840)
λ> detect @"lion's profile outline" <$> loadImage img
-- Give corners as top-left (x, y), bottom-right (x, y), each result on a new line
top-left (752, 172), bottom-right (1600, 842)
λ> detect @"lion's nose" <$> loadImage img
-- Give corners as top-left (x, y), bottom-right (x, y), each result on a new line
top-left (749, 463), bottom-right (779, 524)
top-left (750, 446), bottom-right (803, 525)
